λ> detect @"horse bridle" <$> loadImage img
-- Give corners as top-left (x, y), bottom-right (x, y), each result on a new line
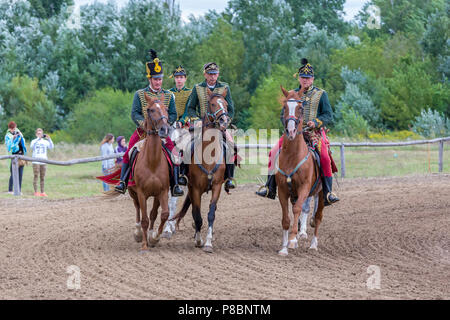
top-left (284, 98), bottom-right (305, 135)
top-left (146, 100), bottom-right (168, 136)
top-left (204, 94), bottom-right (229, 129)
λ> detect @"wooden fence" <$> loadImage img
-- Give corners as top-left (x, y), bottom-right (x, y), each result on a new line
top-left (1, 136), bottom-right (449, 196)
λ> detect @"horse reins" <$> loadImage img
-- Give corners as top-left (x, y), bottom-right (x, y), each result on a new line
top-left (146, 101), bottom-right (168, 136)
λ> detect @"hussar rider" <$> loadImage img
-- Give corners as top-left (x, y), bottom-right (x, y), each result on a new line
top-left (115, 49), bottom-right (183, 197)
top-left (256, 58), bottom-right (339, 206)
top-left (179, 62), bottom-right (237, 192)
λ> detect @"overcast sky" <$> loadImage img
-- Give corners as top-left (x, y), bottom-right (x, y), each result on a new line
top-left (73, 0), bottom-right (367, 21)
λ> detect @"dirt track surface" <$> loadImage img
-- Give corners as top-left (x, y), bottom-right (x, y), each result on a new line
top-left (0, 174), bottom-right (449, 300)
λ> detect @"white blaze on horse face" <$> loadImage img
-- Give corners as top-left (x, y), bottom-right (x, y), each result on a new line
top-left (287, 101), bottom-right (298, 134)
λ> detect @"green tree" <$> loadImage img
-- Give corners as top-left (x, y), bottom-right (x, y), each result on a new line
top-left (66, 88), bottom-right (135, 143)
top-left (380, 57), bottom-right (449, 129)
top-left (0, 75), bottom-right (58, 140)
top-left (248, 64), bottom-right (297, 131)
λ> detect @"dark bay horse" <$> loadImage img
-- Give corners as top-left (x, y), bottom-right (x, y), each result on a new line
top-left (276, 86), bottom-right (325, 256)
top-left (172, 88), bottom-right (230, 253)
top-left (128, 93), bottom-right (171, 252)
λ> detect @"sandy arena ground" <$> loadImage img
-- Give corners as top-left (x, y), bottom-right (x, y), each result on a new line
top-left (0, 174), bottom-right (449, 299)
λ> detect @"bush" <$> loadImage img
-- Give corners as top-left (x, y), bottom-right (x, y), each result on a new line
top-left (65, 88), bottom-right (135, 143)
top-left (412, 108), bottom-right (450, 138)
top-left (368, 130), bottom-right (423, 141)
top-left (333, 103), bottom-right (370, 138)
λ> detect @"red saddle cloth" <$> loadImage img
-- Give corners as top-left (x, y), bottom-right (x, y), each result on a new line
top-left (96, 146), bottom-right (174, 187)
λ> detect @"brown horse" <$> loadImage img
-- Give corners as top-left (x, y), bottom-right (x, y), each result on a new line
top-left (172, 88), bottom-right (230, 253)
top-left (276, 86), bottom-right (325, 256)
top-left (128, 93), bottom-right (171, 252)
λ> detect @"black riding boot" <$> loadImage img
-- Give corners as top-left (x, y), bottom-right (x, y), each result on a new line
top-left (115, 148), bottom-right (137, 194)
top-left (178, 163), bottom-right (187, 186)
top-left (224, 163), bottom-right (236, 192)
top-left (115, 162), bottom-right (131, 194)
top-left (171, 166), bottom-right (184, 197)
top-left (256, 175), bottom-right (277, 199)
top-left (322, 176), bottom-right (339, 206)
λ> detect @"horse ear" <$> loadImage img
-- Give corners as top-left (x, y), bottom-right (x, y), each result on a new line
top-left (221, 88), bottom-right (227, 98)
top-left (280, 85), bottom-right (289, 98)
top-left (144, 92), bottom-right (151, 103)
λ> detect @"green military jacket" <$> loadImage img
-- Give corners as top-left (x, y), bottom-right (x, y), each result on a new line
top-left (280, 86), bottom-right (333, 128)
top-left (131, 86), bottom-right (177, 129)
top-left (169, 86), bottom-right (192, 120)
top-left (180, 80), bottom-right (234, 124)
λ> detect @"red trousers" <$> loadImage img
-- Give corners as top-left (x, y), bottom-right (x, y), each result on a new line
top-left (268, 129), bottom-right (332, 177)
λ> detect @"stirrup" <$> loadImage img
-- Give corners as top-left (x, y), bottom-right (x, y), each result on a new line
top-left (224, 178), bottom-right (236, 193)
top-left (115, 181), bottom-right (127, 194)
top-left (256, 185), bottom-right (269, 197)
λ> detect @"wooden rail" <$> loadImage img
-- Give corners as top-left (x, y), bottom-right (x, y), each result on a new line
top-left (1, 136), bottom-right (449, 196)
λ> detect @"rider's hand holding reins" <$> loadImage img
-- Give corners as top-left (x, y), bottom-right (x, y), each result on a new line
top-left (307, 121), bottom-right (316, 128)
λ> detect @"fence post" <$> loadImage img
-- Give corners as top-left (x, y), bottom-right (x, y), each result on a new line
top-left (340, 143), bottom-right (346, 178)
top-left (12, 156), bottom-right (20, 196)
top-left (439, 139), bottom-right (444, 173)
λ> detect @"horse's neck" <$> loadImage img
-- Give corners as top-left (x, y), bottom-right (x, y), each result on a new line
top-left (201, 126), bottom-right (222, 167)
top-left (144, 134), bottom-right (163, 169)
top-left (282, 134), bottom-right (308, 162)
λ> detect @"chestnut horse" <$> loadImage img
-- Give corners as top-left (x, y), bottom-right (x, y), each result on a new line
top-left (128, 93), bottom-right (171, 252)
top-left (276, 86), bottom-right (325, 256)
top-left (172, 88), bottom-right (230, 253)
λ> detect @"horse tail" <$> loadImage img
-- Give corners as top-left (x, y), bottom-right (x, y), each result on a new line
top-left (170, 195), bottom-right (191, 222)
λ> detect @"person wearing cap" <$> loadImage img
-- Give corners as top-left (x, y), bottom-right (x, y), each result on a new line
top-left (114, 49), bottom-right (183, 197)
top-left (256, 58), bottom-right (339, 206)
top-left (179, 62), bottom-right (237, 192)
top-left (168, 65), bottom-right (192, 187)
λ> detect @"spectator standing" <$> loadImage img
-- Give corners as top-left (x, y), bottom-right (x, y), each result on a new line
top-left (30, 128), bottom-right (54, 197)
top-left (100, 133), bottom-right (115, 191)
top-left (115, 136), bottom-right (127, 166)
top-left (4, 121), bottom-right (27, 194)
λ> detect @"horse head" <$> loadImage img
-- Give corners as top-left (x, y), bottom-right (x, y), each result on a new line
top-left (205, 88), bottom-right (229, 131)
top-left (281, 85), bottom-right (306, 141)
top-left (144, 92), bottom-right (170, 138)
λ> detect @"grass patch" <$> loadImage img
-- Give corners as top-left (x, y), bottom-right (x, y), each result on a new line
top-left (1, 141), bottom-right (449, 199)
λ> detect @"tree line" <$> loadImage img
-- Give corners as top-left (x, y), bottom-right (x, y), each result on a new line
top-left (0, 0), bottom-right (448, 142)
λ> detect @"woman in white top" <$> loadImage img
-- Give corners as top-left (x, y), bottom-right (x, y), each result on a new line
top-left (30, 128), bottom-right (54, 197)
top-left (100, 133), bottom-right (115, 192)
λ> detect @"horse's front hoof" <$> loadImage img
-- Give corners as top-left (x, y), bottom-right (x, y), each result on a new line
top-left (134, 232), bottom-right (143, 243)
top-left (298, 232), bottom-right (308, 240)
top-left (288, 239), bottom-right (298, 249)
top-left (195, 239), bottom-right (204, 248)
top-left (309, 237), bottom-right (318, 250)
top-left (310, 218), bottom-right (316, 228)
top-left (203, 245), bottom-right (213, 253)
top-left (278, 247), bottom-right (289, 256)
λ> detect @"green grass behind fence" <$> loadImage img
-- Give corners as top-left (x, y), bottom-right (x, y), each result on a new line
top-left (1, 142), bottom-right (449, 199)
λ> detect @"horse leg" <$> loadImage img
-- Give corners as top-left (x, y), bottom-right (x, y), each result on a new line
top-left (203, 184), bottom-right (222, 253)
top-left (176, 193), bottom-right (191, 231)
top-left (310, 193), bottom-right (319, 228)
top-left (298, 196), bottom-right (312, 240)
top-left (278, 186), bottom-right (290, 256)
top-left (152, 192), bottom-right (169, 245)
top-left (288, 188), bottom-right (309, 249)
top-left (162, 194), bottom-right (178, 239)
top-left (191, 189), bottom-right (203, 248)
top-left (129, 188), bottom-right (143, 243)
top-left (148, 198), bottom-right (160, 247)
top-left (137, 192), bottom-right (149, 251)
top-left (310, 191), bottom-right (324, 251)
